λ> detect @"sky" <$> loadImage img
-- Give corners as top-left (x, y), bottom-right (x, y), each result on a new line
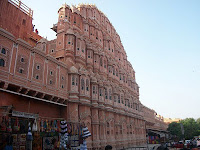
top-left (22, 0), bottom-right (200, 119)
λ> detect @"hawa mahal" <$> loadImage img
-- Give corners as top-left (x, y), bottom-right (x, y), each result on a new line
top-left (0, 0), bottom-right (168, 149)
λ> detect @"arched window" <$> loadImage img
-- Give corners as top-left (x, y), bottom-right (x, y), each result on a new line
top-left (81, 78), bottom-right (85, 90)
top-left (118, 95), bottom-right (120, 103)
top-left (75, 77), bottom-right (78, 86)
top-left (121, 95), bottom-right (124, 104)
top-left (1, 48), bottom-right (6, 54)
top-left (105, 88), bottom-right (108, 99)
top-left (114, 95), bottom-right (117, 102)
top-left (96, 31), bottom-right (98, 40)
top-left (72, 76), bottom-right (75, 85)
top-left (99, 88), bottom-right (102, 96)
top-left (68, 35), bottom-right (71, 44)
top-left (107, 122), bottom-right (110, 134)
top-left (0, 59), bottom-right (5, 67)
top-left (93, 86), bottom-right (95, 94)
top-left (104, 60), bottom-right (107, 68)
top-left (87, 51), bottom-right (90, 58)
top-left (20, 57), bottom-right (24, 63)
top-left (107, 122), bottom-right (109, 127)
top-left (100, 57), bottom-right (103, 66)
top-left (109, 89), bottom-right (112, 100)
top-left (19, 68), bottom-right (24, 74)
top-left (74, 16), bottom-right (76, 24)
top-left (86, 79), bottom-right (89, 91)
top-left (35, 75), bottom-right (39, 79)
top-left (36, 64), bottom-right (40, 70)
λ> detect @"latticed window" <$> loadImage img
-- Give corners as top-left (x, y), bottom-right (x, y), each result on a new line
top-left (0, 59), bottom-right (5, 67)
top-left (20, 57), bottom-right (24, 63)
top-left (107, 122), bottom-right (110, 134)
top-left (87, 51), bottom-right (90, 58)
top-left (104, 60), bottom-right (107, 68)
top-left (81, 78), bottom-right (85, 90)
top-left (105, 88), bottom-right (108, 99)
top-left (109, 89), bottom-right (112, 100)
top-left (72, 76), bottom-right (75, 85)
top-left (118, 95), bottom-right (120, 103)
top-left (114, 95), bottom-right (117, 102)
top-left (96, 31), bottom-right (98, 40)
top-left (121, 96), bottom-right (124, 104)
top-left (100, 58), bottom-right (103, 66)
top-left (99, 88), bottom-right (102, 96)
top-left (35, 75), bottom-right (39, 79)
top-left (36, 64), bottom-right (40, 70)
top-left (75, 77), bottom-right (78, 86)
top-left (86, 79), bottom-right (89, 91)
top-left (19, 68), bottom-right (23, 74)
top-left (74, 16), bottom-right (76, 24)
top-left (1, 48), bottom-right (6, 54)
top-left (93, 86), bottom-right (95, 94)
top-left (120, 125), bottom-right (122, 134)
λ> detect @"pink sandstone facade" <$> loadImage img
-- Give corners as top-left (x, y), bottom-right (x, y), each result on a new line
top-left (0, 0), bottom-right (168, 149)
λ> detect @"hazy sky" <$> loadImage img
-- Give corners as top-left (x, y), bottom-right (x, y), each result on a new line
top-left (22, 0), bottom-right (200, 119)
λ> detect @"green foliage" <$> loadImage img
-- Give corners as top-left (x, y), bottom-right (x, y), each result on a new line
top-left (167, 118), bottom-right (200, 140)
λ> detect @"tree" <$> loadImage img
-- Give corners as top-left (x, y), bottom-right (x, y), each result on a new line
top-left (167, 118), bottom-right (200, 140)
top-left (167, 122), bottom-right (182, 140)
top-left (181, 118), bottom-right (199, 139)
top-left (196, 118), bottom-right (200, 125)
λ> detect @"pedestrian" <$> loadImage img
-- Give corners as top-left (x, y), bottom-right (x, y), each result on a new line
top-left (35, 29), bottom-right (38, 34)
top-left (192, 138), bottom-right (197, 148)
top-left (105, 145), bottom-right (112, 150)
top-left (32, 24), bottom-right (35, 31)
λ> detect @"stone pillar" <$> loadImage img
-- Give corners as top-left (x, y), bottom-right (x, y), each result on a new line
top-left (99, 110), bottom-right (106, 148)
top-left (91, 108), bottom-right (100, 149)
top-left (67, 102), bottom-right (78, 122)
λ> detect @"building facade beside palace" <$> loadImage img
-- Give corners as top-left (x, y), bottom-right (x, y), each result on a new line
top-left (0, 0), bottom-right (168, 149)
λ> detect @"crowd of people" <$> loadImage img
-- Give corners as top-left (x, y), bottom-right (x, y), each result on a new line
top-left (161, 138), bottom-right (200, 150)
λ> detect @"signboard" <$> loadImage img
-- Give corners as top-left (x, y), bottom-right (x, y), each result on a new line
top-left (12, 111), bottom-right (39, 119)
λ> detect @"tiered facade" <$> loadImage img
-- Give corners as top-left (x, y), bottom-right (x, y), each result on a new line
top-left (52, 4), bottom-right (146, 148)
top-left (0, 0), bottom-right (167, 149)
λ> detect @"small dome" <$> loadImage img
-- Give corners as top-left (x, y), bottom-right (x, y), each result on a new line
top-left (66, 28), bottom-right (74, 35)
top-left (37, 38), bottom-right (47, 44)
top-left (90, 76), bottom-right (97, 83)
top-left (69, 66), bottom-right (78, 74)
